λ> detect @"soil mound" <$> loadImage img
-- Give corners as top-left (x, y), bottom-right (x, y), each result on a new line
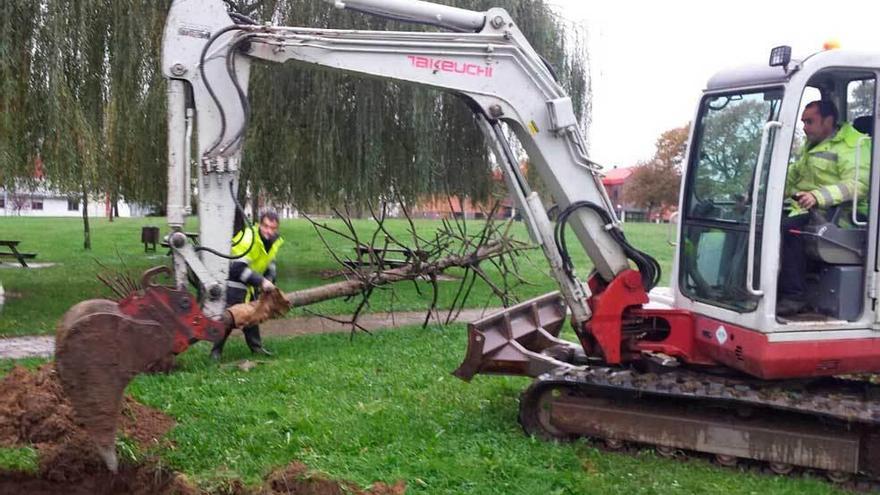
top-left (0, 465), bottom-right (197, 495)
top-left (0, 365), bottom-right (405, 494)
top-left (0, 364), bottom-right (178, 489)
top-left (260, 462), bottom-right (407, 495)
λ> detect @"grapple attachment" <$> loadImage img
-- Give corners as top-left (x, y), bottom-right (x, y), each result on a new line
top-left (453, 291), bottom-right (582, 381)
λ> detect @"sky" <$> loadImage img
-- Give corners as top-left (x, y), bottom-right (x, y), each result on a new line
top-left (547, 0), bottom-right (880, 170)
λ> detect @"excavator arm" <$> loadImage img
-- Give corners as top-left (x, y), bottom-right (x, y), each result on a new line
top-left (161, 0), bottom-right (656, 324)
top-left (55, 0), bottom-right (661, 471)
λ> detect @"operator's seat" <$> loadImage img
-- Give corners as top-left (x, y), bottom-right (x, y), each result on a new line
top-left (854, 115), bottom-right (874, 136)
top-left (801, 118), bottom-right (872, 321)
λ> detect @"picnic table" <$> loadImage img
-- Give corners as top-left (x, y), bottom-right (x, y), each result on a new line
top-left (345, 245), bottom-right (414, 270)
top-left (0, 240), bottom-right (37, 268)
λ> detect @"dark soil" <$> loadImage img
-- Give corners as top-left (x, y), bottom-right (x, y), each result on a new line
top-left (0, 365), bottom-right (406, 494)
top-left (259, 462), bottom-right (407, 495)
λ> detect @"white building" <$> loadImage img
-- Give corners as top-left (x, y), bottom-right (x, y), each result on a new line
top-left (0, 187), bottom-right (148, 218)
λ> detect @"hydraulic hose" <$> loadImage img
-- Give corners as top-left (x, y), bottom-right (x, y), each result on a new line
top-left (553, 201), bottom-right (661, 291)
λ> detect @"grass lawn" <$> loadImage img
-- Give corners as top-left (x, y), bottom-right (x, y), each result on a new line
top-left (0, 216), bottom-right (675, 337)
top-left (0, 217), bottom-right (846, 493)
top-left (121, 324), bottom-right (840, 494)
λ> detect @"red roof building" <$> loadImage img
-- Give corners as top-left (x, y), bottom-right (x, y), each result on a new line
top-left (601, 166), bottom-right (636, 215)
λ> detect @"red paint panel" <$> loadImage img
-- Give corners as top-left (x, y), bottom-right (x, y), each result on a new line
top-left (693, 315), bottom-right (880, 379)
top-left (583, 270), bottom-right (649, 364)
top-left (628, 307), bottom-right (715, 365)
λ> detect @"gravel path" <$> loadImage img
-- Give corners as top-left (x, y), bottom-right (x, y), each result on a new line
top-left (0, 336), bottom-right (55, 359)
top-left (0, 307), bottom-right (498, 360)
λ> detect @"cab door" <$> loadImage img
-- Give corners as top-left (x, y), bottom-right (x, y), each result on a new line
top-left (678, 88), bottom-right (783, 313)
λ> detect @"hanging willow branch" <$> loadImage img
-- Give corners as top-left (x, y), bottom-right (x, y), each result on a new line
top-left (2, 0), bottom-right (588, 214)
top-left (242, 0), bottom-right (591, 209)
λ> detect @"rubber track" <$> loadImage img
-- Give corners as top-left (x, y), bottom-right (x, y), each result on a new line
top-left (519, 365), bottom-right (880, 488)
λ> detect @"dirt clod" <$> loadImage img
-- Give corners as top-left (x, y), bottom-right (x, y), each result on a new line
top-left (260, 462), bottom-right (407, 495)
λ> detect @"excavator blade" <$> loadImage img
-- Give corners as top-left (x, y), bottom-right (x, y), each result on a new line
top-left (453, 291), bottom-right (582, 381)
top-left (55, 299), bottom-right (177, 472)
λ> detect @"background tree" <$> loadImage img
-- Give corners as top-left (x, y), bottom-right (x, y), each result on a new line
top-left (1, 0), bottom-right (588, 246)
top-left (625, 124), bottom-right (689, 218)
top-left (0, 1), bottom-right (44, 190)
top-left (849, 79), bottom-right (875, 119)
top-left (239, 0), bottom-right (589, 212)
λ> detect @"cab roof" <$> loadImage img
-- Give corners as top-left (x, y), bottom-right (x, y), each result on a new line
top-left (705, 49), bottom-right (880, 92)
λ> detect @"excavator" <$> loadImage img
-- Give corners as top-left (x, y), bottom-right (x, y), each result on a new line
top-left (53, 0), bottom-right (880, 482)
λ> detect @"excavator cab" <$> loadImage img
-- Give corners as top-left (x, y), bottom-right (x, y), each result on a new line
top-left (671, 47), bottom-right (880, 378)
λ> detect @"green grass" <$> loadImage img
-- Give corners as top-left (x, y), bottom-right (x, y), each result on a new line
top-left (0, 447), bottom-right (38, 473)
top-left (0, 357), bottom-right (46, 375)
top-left (0, 218), bottom-right (844, 492)
top-left (123, 324), bottom-right (843, 494)
top-left (0, 216), bottom-right (674, 337)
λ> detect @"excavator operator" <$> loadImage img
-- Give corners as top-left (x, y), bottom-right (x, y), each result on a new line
top-left (210, 210), bottom-right (284, 359)
top-left (778, 100), bottom-right (871, 316)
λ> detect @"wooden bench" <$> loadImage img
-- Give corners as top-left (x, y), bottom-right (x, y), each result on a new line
top-left (345, 245), bottom-right (413, 270)
top-left (0, 240), bottom-right (37, 268)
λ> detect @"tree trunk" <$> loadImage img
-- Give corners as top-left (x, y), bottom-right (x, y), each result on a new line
top-left (111, 192), bottom-right (119, 220)
top-left (250, 183), bottom-right (259, 223)
top-left (80, 183), bottom-right (91, 250)
top-left (285, 241), bottom-right (508, 307)
top-left (228, 239), bottom-right (516, 329)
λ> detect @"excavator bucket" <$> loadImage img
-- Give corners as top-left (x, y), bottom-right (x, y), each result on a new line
top-left (453, 291), bottom-right (582, 381)
top-left (54, 267), bottom-right (230, 472)
top-left (55, 299), bottom-right (177, 472)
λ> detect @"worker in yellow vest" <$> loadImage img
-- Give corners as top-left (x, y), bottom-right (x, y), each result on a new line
top-left (211, 210), bottom-right (285, 359)
top-left (778, 100), bottom-right (871, 316)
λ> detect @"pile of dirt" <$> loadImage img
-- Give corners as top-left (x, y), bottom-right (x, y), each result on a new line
top-left (259, 462), bottom-right (406, 495)
top-left (0, 364), bottom-right (181, 493)
top-left (0, 365), bottom-right (407, 495)
top-left (0, 464), bottom-right (196, 495)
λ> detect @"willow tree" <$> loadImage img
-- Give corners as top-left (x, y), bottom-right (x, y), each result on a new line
top-left (239, 0), bottom-right (590, 211)
top-left (0, 1), bottom-right (45, 193)
top-left (9, 0), bottom-right (170, 248)
top-left (35, 0), bottom-right (104, 247)
top-left (1, 0), bottom-right (587, 246)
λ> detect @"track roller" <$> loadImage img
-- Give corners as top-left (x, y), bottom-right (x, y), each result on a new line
top-left (656, 446), bottom-right (676, 459)
top-left (826, 471), bottom-right (851, 484)
top-left (769, 463), bottom-right (794, 475)
top-left (604, 438), bottom-right (625, 450)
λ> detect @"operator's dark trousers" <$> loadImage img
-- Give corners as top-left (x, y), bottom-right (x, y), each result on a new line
top-left (211, 285), bottom-right (266, 355)
top-left (778, 213), bottom-right (810, 301)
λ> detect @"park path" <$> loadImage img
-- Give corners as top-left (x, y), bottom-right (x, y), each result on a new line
top-left (0, 307), bottom-right (498, 360)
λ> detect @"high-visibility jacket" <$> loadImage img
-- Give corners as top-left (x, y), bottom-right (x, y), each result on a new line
top-left (229, 225), bottom-right (284, 301)
top-left (786, 122), bottom-right (872, 216)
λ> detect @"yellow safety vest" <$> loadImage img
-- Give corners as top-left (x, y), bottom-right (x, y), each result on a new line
top-left (786, 122), bottom-right (872, 216)
top-left (231, 225), bottom-right (284, 299)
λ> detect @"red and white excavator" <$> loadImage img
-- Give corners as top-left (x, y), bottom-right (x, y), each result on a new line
top-left (54, 0), bottom-right (880, 481)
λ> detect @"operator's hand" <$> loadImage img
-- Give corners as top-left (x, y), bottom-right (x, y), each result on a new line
top-left (794, 191), bottom-right (817, 210)
top-left (261, 278), bottom-right (276, 293)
